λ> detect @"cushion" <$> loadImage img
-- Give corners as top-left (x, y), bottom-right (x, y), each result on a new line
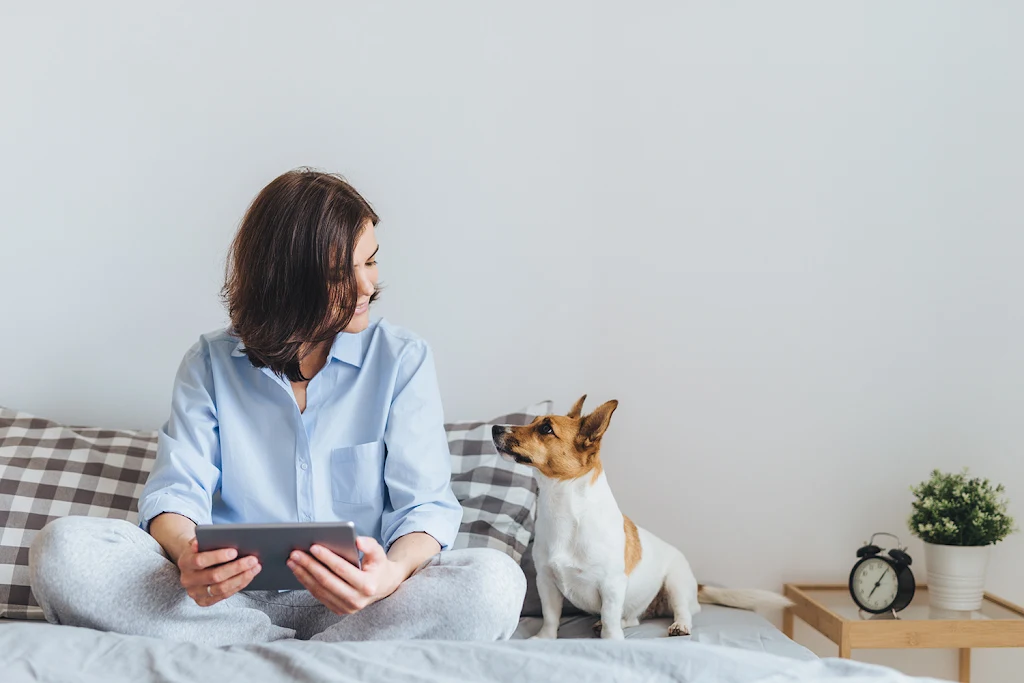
top-left (1, 401), bottom-right (550, 619)
top-left (445, 401), bottom-right (551, 562)
top-left (0, 408), bottom-right (157, 619)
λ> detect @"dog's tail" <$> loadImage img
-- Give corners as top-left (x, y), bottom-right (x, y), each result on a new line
top-left (697, 586), bottom-right (793, 611)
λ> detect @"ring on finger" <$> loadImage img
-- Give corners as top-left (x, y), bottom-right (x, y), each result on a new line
top-left (206, 584), bottom-right (213, 598)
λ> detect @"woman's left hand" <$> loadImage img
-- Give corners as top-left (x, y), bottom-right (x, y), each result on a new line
top-left (287, 536), bottom-right (403, 614)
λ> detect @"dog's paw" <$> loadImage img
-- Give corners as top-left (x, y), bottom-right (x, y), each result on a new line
top-left (668, 622), bottom-right (691, 637)
top-left (594, 617), bottom-right (637, 636)
top-left (531, 628), bottom-right (559, 640)
top-left (600, 627), bottom-right (625, 640)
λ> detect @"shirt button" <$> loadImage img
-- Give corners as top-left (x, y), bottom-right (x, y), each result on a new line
top-left (300, 462), bottom-right (308, 470)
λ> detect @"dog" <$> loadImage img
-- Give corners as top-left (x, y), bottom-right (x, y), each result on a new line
top-left (492, 395), bottom-right (791, 640)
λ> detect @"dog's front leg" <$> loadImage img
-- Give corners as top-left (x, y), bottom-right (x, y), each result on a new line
top-left (598, 578), bottom-right (628, 640)
top-left (531, 566), bottom-right (564, 639)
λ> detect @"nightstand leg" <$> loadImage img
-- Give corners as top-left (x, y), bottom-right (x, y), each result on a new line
top-left (837, 624), bottom-right (852, 659)
top-left (783, 608), bottom-right (793, 638)
top-left (959, 648), bottom-right (970, 683)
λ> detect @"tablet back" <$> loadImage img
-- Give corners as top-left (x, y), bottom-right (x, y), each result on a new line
top-left (195, 521), bottom-right (360, 591)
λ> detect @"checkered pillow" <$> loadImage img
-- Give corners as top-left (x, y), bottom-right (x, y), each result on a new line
top-left (0, 401), bottom-right (551, 619)
top-left (445, 400), bottom-right (550, 563)
top-left (0, 408), bottom-right (157, 619)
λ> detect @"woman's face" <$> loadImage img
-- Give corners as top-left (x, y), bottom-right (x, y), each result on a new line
top-left (343, 224), bottom-right (379, 334)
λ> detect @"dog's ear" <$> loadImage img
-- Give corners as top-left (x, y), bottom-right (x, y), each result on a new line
top-left (567, 394), bottom-right (587, 419)
top-left (578, 400), bottom-right (618, 444)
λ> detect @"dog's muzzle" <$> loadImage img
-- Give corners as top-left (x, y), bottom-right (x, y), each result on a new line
top-left (491, 425), bottom-right (509, 453)
top-left (491, 426), bottom-right (531, 464)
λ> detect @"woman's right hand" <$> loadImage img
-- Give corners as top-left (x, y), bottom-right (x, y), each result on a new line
top-left (177, 538), bottom-right (262, 606)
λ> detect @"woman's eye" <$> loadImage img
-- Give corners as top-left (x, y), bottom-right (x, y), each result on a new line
top-left (366, 260), bottom-right (377, 266)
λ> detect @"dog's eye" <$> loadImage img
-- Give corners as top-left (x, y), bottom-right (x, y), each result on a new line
top-left (538, 422), bottom-right (554, 436)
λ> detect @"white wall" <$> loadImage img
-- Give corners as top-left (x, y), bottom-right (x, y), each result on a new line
top-left (1, 3), bottom-right (1021, 679)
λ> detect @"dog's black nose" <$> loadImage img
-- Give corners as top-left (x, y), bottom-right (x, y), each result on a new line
top-left (491, 425), bottom-right (506, 438)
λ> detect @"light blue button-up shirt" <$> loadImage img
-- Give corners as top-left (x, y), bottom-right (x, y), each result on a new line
top-left (138, 318), bottom-right (463, 551)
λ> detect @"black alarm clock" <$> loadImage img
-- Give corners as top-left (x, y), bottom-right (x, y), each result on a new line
top-left (849, 532), bottom-right (916, 615)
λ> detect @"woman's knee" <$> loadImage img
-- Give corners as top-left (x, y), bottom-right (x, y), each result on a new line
top-left (449, 548), bottom-right (527, 637)
top-left (31, 516), bottom-right (93, 571)
top-left (29, 517), bottom-right (143, 614)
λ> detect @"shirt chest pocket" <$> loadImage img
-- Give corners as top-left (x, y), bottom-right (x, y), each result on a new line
top-left (330, 441), bottom-right (385, 504)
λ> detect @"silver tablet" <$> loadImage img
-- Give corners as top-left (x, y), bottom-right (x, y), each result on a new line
top-left (195, 521), bottom-right (360, 591)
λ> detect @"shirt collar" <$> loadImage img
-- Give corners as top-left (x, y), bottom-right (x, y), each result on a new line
top-left (328, 331), bottom-right (364, 368)
top-left (230, 331), bottom-right (364, 368)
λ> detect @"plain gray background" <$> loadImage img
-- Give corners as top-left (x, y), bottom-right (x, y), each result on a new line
top-left (1, 3), bottom-right (1020, 679)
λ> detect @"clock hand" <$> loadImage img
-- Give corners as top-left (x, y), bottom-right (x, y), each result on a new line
top-left (867, 570), bottom-right (886, 598)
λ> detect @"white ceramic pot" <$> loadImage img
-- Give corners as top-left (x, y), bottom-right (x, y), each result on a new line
top-left (923, 542), bottom-right (992, 611)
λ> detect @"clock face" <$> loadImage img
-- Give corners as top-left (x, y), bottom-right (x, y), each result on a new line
top-left (852, 557), bottom-right (899, 611)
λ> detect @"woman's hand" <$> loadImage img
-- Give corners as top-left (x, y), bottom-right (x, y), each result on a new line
top-left (287, 537), bottom-right (404, 614)
top-left (178, 538), bottom-right (262, 606)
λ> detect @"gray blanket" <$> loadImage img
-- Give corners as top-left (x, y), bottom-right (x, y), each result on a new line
top-left (2, 619), bottom-right (945, 683)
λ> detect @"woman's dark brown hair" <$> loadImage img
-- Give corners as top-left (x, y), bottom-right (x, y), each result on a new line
top-left (222, 168), bottom-right (379, 382)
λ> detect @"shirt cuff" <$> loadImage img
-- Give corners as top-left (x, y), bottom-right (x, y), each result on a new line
top-left (137, 494), bottom-right (211, 533)
top-left (383, 507), bottom-right (461, 552)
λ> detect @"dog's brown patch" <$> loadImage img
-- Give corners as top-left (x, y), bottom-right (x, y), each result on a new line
top-left (492, 397), bottom-right (618, 482)
top-left (624, 515), bottom-right (642, 575)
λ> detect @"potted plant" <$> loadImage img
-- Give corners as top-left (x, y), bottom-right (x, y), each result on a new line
top-left (908, 468), bottom-right (1016, 611)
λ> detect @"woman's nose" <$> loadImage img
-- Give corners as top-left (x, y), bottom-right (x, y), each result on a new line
top-left (357, 269), bottom-right (376, 296)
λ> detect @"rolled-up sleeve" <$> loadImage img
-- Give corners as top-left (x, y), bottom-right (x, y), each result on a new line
top-left (380, 341), bottom-right (463, 552)
top-left (137, 341), bottom-right (221, 532)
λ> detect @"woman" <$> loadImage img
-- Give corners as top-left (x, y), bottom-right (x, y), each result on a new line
top-left (29, 169), bottom-right (526, 644)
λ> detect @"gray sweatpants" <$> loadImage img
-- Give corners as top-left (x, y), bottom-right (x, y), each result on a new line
top-left (28, 516), bottom-right (526, 646)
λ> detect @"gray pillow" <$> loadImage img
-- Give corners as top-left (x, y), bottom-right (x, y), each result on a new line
top-left (0, 401), bottom-right (553, 620)
top-left (445, 401), bottom-right (551, 563)
top-left (0, 407), bottom-right (157, 620)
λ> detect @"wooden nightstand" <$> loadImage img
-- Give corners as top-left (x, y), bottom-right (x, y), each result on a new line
top-left (783, 584), bottom-right (1024, 683)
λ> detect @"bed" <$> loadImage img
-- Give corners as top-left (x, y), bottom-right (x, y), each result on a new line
top-left (0, 406), bottom-right (945, 682)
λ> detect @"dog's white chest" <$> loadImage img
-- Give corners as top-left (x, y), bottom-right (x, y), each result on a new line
top-left (547, 550), bottom-right (604, 613)
top-left (534, 479), bottom-right (623, 614)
